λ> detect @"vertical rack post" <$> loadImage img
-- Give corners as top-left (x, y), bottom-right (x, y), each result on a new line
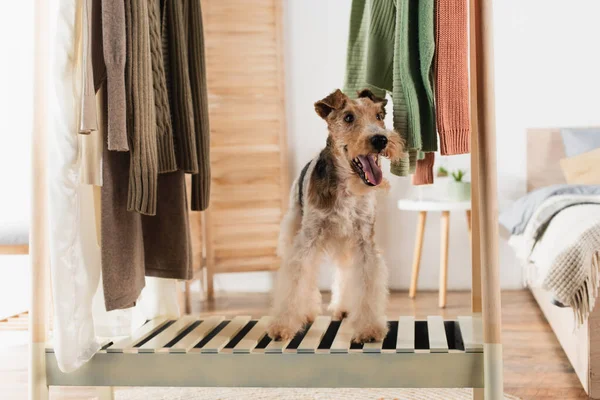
top-left (469, 0), bottom-right (484, 398)
top-left (30, 0), bottom-right (50, 398)
top-left (471, 0), bottom-right (504, 398)
top-left (469, 0), bottom-right (482, 317)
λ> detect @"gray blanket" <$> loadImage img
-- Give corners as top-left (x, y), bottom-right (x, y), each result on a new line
top-left (524, 195), bottom-right (600, 325)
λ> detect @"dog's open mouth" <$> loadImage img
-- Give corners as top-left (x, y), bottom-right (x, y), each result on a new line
top-left (351, 154), bottom-right (383, 186)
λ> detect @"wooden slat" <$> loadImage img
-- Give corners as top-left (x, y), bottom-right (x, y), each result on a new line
top-left (215, 256), bottom-right (280, 273)
top-left (330, 319), bottom-right (353, 354)
top-left (47, 336), bottom-right (113, 354)
top-left (138, 317), bottom-right (197, 353)
top-left (297, 316), bottom-right (330, 354)
top-left (106, 318), bottom-right (169, 354)
top-left (427, 316), bottom-right (449, 353)
top-left (169, 316), bottom-right (225, 353)
top-left (264, 327), bottom-right (295, 354)
top-left (458, 316), bottom-right (483, 353)
top-left (233, 316), bottom-right (272, 354)
top-left (198, 316), bottom-right (251, 353)
top-left (396, 316), bottom-right (415, 353)
top-left (362, 340), bottom-right (384, 353)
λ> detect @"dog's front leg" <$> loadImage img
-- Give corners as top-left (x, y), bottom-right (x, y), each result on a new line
top-left (348, 242), bottom-right (389, 343)
top-left (328, 256), bottom-right (352, 320)
top-left (268, 231), bottom-right (321, 341)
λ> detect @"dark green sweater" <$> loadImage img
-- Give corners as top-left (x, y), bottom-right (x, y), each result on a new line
top-left (343, 0), bottom-right (436, 176)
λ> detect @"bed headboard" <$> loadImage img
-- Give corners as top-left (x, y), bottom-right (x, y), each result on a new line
top-left (526, 128), bottom-right (566, 192)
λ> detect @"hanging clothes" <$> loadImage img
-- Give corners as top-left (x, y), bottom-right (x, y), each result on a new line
top-left (78, 0), bottom-right (103, 186)
top-left (343, 0), bottom-right (437, 179)
top-left (162, 0), bottom-right (212, 211)
top-left (435, 0), bottom-right (471, 155)
top-left (186, 0), bottom-right (212, 211)
top-left (102, 0), bottom-right (129, 152)
top-left (124, 0), bottom-right (159, 216)
top-left (148, 0), bottom-right (177, 174)
top-left (100, 80), bottom-right (193, 311)
top-left (412, 152), bottom-right (435, 185)
top-left (80, 0), bottom-right (211, 211)
top-left (48, 0), bottom-right (100, 372)
top-left (344, 0), bottom-right (472, 185)
top-left (48, 3), bottom-right (180, 369)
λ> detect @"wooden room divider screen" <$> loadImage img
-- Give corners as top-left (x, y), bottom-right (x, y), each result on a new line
top-left (191, 0), bottom-right (289, 301)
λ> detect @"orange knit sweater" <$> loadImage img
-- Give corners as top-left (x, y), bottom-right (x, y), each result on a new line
top-left (435, 0), bottom-right (470, 155)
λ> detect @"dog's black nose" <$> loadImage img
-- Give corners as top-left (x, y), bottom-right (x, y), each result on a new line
top-left (370, 135), bottom-right (388, 151)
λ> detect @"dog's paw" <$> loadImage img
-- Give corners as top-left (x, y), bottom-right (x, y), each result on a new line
top-left (351, 319), bottom-right (388, 343)
top-left (329, 308), bottom-right (349, 321)
top-left (267, 320), bottom-right (301, 341)
top-left (305, 305), bottom-right (322, 324)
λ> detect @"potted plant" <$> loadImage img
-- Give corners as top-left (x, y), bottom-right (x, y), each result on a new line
top-left (437, 166), bottom-right (449, 178)
top-left (448, 169), bottom-right (471, 201)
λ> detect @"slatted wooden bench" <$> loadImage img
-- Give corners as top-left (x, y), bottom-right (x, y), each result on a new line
top-left (46, 315), bottom-right (484, 388)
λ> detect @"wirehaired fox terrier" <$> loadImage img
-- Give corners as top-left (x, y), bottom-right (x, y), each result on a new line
top-left (267, 89), bottom-right (404, 343)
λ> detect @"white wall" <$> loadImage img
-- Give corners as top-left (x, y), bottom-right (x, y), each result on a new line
top-left (285, 0), bottom-right (600, 292)
top-left (185, 0), bottom-right (600, 294)
top-left (0, 2), bottom-right (33, 317)
top-left (492, 0), bottom-right (600, 288)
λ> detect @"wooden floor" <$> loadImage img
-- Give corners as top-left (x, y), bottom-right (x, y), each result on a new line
top-left (0, 290), bottom-right (589, 399)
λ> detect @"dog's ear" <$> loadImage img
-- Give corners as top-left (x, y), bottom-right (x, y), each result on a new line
top-left (315, 89), bottom-right (347, 119)
top-left (357, 89), bottom-right (388, 108)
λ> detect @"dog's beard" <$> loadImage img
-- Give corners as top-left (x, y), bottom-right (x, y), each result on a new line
top-left (351, 154), bottom-right (383, 186)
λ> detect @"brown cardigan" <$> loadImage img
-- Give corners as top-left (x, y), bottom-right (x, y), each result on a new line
top-left (186, 0), bottom-right (211, 211)
top-left (149, 0), bottom-right (177, 173)
top-left (124, 0), bottom-right (158, 215)
top-left (163, 0), bottom-right (198, 174)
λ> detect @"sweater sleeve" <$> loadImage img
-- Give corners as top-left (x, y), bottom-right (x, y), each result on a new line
top-left (187, 0), bottom-right (211, 211)
top-left (343, 0), bottom-right (389, 99)
top-left (79, 0), bottom-right (98, 135)
top-left (102, 0), bottom-right (129, 151)
top-left (412, 152), bottom-right (435, 185)
top-left (435, 0), bottom-right (470, 155)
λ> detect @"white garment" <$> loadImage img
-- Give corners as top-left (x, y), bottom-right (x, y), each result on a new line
top-left (48, 0), bottom-right (181, 373)
top-left (48, 0), bottom-right (100, 372)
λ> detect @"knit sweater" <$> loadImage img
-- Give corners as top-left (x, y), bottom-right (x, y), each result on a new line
top-left (148, 0), bottom-right (177, 173)
top-left (79, 0), bottom-right (211, 215)
top-left (343, 0), bottom-right (437, 177)
top-left (435, 0), bottom-right (470, 155)
top-left (343, 0), bottom-right (389, 100)
top-left (417, 0), bottom-right (436, 153)
top-left (125, 0), bottom-right (158, 215)
top-left (412, 152), bottom-right (435, 185)
top-left (414, 0), bottom-right (436, 185)
top-left (164, 0), bottom-right (199, 174)
top-left (185, 0), bottom-right (211, 211)
top-left (102, 0), bottom-right (129, 151)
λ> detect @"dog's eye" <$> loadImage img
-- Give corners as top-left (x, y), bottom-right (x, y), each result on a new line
top-left (376, 113), bottom-right (383, 121)
top-left (344, 113), bottom-right (355, 123)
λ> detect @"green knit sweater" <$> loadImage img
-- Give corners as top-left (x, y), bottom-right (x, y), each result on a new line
top-left (343, 0), bottom-right (436, 176)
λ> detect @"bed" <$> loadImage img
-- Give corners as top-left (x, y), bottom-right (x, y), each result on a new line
top-left (503, 128), bottom-right (600, 398)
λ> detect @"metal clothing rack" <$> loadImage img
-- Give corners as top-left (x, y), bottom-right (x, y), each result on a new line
top-left (28, 0), bottom-right (503, 399)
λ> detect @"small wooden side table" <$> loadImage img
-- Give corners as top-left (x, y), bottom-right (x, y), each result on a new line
top-left (397, 199), bottom-right (472, 308)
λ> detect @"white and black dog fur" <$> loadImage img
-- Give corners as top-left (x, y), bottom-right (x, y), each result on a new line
top-left (267, 89), bottom-right (404, 343)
